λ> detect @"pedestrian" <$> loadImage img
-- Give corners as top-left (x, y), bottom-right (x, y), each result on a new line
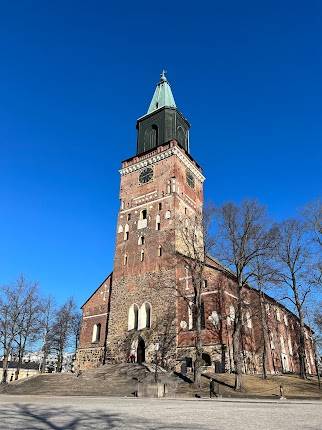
top-left (279, 384), bottom-right (286, 400)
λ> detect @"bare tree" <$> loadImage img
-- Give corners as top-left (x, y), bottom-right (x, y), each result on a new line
top-left (0, 276), bottom-right (38, 384)
top-left (40, 296), bottom-right (55, 373)
top-left (303, 199), bottom-right (322, 287)
top-left (274, 219), bottom-right (313, 378)
top-left (149, 306), bottom-right (177, 372)
top-left (306, 305), bottom-right (322, 388)
top-left (174, 206), bottom-right (215, 388)
top-left (50, 298), bottom-right (78, 372)
top-left (72, 311), bottom-right (82, 352)
top-left (303, 199), bottom-right (322, 248)
top-left (213, 200), bottom-right (277, 390)
top-left (13, 284), bottom-right (42, 380)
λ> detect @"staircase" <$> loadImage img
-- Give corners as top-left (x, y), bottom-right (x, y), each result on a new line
top-left (0, 363), bottom-right (187, 397)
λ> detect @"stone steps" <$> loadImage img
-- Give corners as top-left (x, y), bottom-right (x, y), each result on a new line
top-left (0, 363), bottom-right (211, 398)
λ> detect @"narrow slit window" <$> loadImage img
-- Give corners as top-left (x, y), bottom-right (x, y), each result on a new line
top-left (127, 213), bottom-right (131, 221)
top-left (124, 254), bottom-right (128, 266)
top-left (158, 245), bottom-right (162, 257)
top-left (156, 214), bottom-right (161, 231)
top-left (158, 202), bottom-right (162, 211)
top-left (124, 224), bottom-right (129, 241)
top-left (140, 249), bottom-right (145, 262)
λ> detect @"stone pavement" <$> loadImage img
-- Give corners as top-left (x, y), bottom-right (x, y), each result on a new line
top-left (0, 395), bottom-right (321, 429)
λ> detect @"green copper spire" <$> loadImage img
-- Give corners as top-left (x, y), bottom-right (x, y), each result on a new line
top-left (147, 70), bottom-right (176, 114)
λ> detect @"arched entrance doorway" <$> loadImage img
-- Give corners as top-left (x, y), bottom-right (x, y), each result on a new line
top-left (137, 337), bottom-right (145, 364)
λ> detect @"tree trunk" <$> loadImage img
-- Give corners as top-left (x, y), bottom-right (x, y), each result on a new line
top-left (15, 345), bottom-right (25, 381)
top-left (1, 354), bottom-right (9, 384)
top-left (233, 281), bottom-right (243, 391)
top-left (57, 349), bottom-right (64, 372)
top-left (259, 290), bottom-right (269, 379)
top-left (292, 276), bottom-right (307, 379)
top-left (193, 280), bottom-right (203, 389)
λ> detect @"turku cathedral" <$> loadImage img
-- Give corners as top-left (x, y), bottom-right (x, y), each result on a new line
top-left (76, 72), bottom-right (316, 376)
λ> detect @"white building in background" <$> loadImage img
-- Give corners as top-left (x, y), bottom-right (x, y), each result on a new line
top-left (21, 351), bottom-right (76, 372)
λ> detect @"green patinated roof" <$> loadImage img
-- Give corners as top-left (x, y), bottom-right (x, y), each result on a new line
top-left (147, 70), bottom-right (176, 114)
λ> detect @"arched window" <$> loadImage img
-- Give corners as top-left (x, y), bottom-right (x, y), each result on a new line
top-left (138, 209), bottom-right (148, 230)
top-left (140, 209), bottom-right (147, 220)
top-left (145, 303), bottom-right (151, 328)
top-left (158, 245), bottom-right (162, 257)
top-left (284, 314), bottom-right (288, 326)
top-left (209, 310), bottom-right (220, 328)
top-left (144, 125), bottom-right (158, 151)
top-left (140, 249), bottom-right (145, 262)
top-left (138, 235), bottom-right (145, 245)
top-left (128, 304), bottom-right (139, 330)
top-left (138, 302), bottom-right (152, 330)
top-left (124, 224), bottom-right (129, 241)
top-left (91, 323), bottom-right (101, 343)
top-left (123, 254), bottom-right (128, 266)
top-left (177, 126), bottom-right (186, 149)
top-left (156, 214), bottom-right (161, 231)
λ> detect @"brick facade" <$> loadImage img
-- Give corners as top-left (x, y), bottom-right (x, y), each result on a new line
top-left (76, 79), bottom-right (316, 376)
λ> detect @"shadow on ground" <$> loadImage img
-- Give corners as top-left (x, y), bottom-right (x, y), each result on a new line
top-left (0, 403), bottom-right (202, 430)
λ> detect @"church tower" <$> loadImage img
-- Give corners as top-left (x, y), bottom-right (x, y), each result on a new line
top-left (106, 72), bottom-right (205, 365)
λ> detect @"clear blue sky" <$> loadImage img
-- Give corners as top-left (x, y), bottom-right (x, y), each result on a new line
top-left (1, 1), bottom-right (321, 306)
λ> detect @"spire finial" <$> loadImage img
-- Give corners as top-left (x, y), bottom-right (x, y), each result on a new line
top-left (160, 69), bottom-right (167, 82)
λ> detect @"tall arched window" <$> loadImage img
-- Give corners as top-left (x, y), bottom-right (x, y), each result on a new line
top-left (92, 323), bottom-right (101, 343)
top-left (145, 303), bottom-right (151, 328)
top-left (144, 125), bottom-right (158, 151)
top-left (128, 304), bottom-right (139, 330)
top-left (209, 310), bottom-right (220, 328)
top-left (138, 302), bottom-right (152, 330)
top-left (177, 126), bottom-right (186, 149)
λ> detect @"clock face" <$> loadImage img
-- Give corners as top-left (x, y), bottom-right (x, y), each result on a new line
top-left (139, 167), bottom-right (154, 184)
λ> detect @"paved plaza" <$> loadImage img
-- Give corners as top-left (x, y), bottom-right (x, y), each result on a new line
top-left (0, 395), bottom-right (321, 429)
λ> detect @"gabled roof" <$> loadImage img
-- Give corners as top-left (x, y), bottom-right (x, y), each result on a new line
top-left (80, 272), bottom-right (113, 309)
top-left (147, 70), bottom-right (176, 114)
